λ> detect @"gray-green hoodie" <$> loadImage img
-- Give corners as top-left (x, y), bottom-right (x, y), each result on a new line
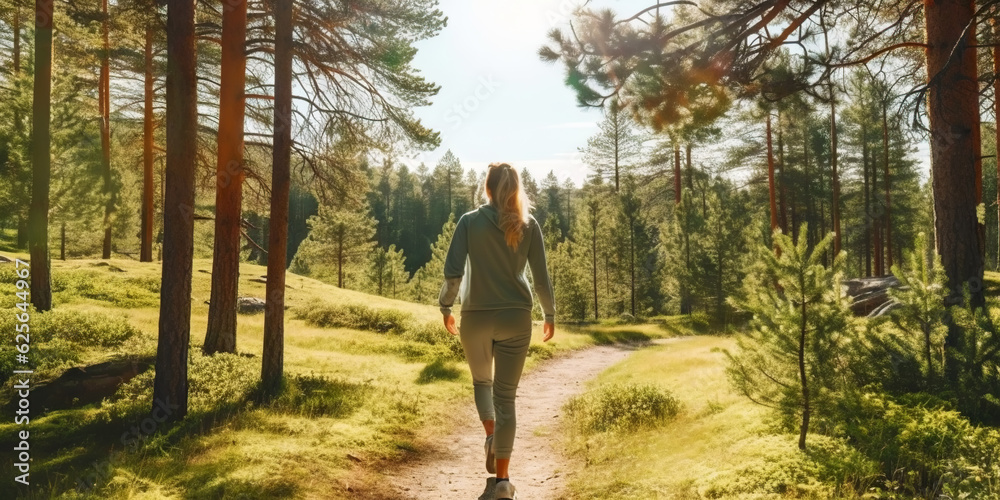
top-left (438, 203), bottom-right (555, 323)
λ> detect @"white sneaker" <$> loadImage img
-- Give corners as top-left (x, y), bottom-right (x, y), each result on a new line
top-left (485, 434), bottom-right (496, 474)
top-left (495, 480), bottom-right (516, 500)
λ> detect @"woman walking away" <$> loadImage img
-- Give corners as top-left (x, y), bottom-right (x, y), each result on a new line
top-left (439, 162), bottom-right (556, 500)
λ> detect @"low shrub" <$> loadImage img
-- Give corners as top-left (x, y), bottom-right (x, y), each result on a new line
top-left (295, 303), bottom-right (410, 334)
top-left (100, 352), bottom-right (259, 422)
top-left (0, 308), bottom-right (143, 385)
top-left (836, 391), bottom-right (1000, 498)
top-left (51, 271), bottom-right (160, 308)
top-left (700, 434), bottom-right (878, 499)
top-left (527, 343), bottom-right (554, 360)
top-left (565, 382), bottom-right (680, 433)
top-left (268, 373), bottom-right (371, 417)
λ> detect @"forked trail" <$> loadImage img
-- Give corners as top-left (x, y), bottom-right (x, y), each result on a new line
top-left (384, 341), bottom-right (656, 499)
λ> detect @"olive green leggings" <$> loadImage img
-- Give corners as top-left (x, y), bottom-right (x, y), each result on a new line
top-left (459, 308), bottom-right (532, 460)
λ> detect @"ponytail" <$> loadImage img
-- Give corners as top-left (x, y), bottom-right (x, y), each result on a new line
top-left (485, 162), bottom-right (532, 248)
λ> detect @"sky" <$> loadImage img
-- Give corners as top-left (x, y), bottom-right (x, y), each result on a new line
top-left (406, 0), bottom-right (654, 187)
top-left (406, 0), bottom-right (932, 188)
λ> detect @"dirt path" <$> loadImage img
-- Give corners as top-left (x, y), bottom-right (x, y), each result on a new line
top-left (384, 342), bottom-right (649, 500)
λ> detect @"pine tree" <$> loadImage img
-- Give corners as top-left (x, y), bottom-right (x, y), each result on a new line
top-left (290, 205), bottom-right (376, 289)
top-left (694, 180), bottom-right (757, 325)
top-left (413, 214), bottom-right (457, 304)
top-left (726, 225), bottom-right (850, 450)
top-left (580, 98), bottom-right (645, 192)
top-left (887, 232), bottom-right (949, 388)
top-left (366, 244), bottom-right (408, 299)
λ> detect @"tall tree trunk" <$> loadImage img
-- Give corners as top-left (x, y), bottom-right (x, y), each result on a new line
top-left (614, 122), bottom-right (620, 193)
top-left (767, 114), bottom-right (779, 237)
top-left (777, 114), bottom-right (788, 234)
top-left (590, 200), bottom-right (599, 320)
top-left (925, 0), bottom-right (984, 307)
top-left (995, 18), bottom-right (1000, 270)
top-left (863, 126), bottom-right (871, 277)
top-left (205, 0), bottom-right (249, 355)
top-left (629, 220), bottom-right (635, 316)
top-left (100, 0), bottom-right (113, 259)
top-left (973, 20), bottom-right (985, 262)
top-left (141, 27), bottom-right (155, 262)
top-left (263, 0), bottom-right (293, 395)
top-left (804, 125), bottom-right (815, 248)
top-left (673, 142), bottom-right (681, 204)
top-left (28, 0), bottom-right (53, 312)
top-left (152, 0), bottom-right (198, 422)
top-left (685, 143), bottom-right (693, 191)
top-left (13, 0), bottom-right (22, 135)
top-left (798, 285), bottom-right (810, 450)
top-left (882, 102), bottom-right (893, 271)
top-left (830, 95), bottom-right (842, 256)
top-left (60, 221), bottom-right (65, 261)
top-left (14, 1), bottom-right (27, 252)
top-left (925, 0), bottom-right (985, 390)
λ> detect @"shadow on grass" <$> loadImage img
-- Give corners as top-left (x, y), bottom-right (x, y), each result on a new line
top-left (2, 373), bottom-right (372, 499)
top-left (416, 358), bottom-right (463, 384)
top-left (582, 328), bottom-right (653, 345)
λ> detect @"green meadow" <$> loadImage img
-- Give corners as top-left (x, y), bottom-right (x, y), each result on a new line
top-left (0, 247), bottom-right (683, 499)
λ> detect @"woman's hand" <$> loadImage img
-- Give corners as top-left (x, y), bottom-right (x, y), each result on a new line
top-left (444, 314), bottom-right (459, 336)
top-left (543, 321), bottom-right (555, 342)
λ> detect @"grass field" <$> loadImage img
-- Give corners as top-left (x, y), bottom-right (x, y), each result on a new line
top-left (0, 250), bottom-right (681, 499)
top-left (559, 336), bottom-right (879, 500)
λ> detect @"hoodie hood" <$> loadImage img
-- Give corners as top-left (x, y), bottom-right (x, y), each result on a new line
top-left (479, 203), bottom-right (503, 231)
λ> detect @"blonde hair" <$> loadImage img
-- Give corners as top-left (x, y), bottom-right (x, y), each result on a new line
top-left (485, 162), bottom-right (532, 248)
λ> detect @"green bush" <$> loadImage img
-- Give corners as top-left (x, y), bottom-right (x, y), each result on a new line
top-left (268, 373), bottom-right (371, 417)
top-left (295, 303), bottom-right (410, 334)
top-left (51, 270), bottom-right (160, 308)
top-left (701, 434), bottom-right (878, 499)
top-left (402, 320), bottom-right (452, 345)
top-left (565, 382), bottom-right (680, 433)
top-left (100, 352), bottom-right (259, 422)
top-left (33, 309), bottom-right (142, 346)
top-left (0, 308), bottom-right (143, 384)
top-left (836, 391), bottom-right (1000, 498)
top-left (527, 343), bottom-right (554, 360)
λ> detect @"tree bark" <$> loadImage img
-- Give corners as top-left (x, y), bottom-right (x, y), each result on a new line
top-left (263, 0), bottom-right (294, 396)
top-left (673, 142), bottom-right (681, 204)
top-left (629, 218), bottom-right (635, 316)
top-left (28, 0), bottom-right (53, 312)
top-left (685, 143), bottom-right (693, 191)
top-left (863, 124), bottom-right (872, 277)
top-left (924, 0), bottom-right (984, 308)
top-left (798, 285), bottom-right (810, 450)
top-left (767, 114), bottom-right (779, 237)
top-left (152, 0), bottom-right (198, 422)
top-left (205, 0), bottom-right (249, 356)
top-left (141, 27), bottom-right (155, 263)
top-left (100, 0), bottom-right (113, 259)
top-left (590, 200), bottom-right (599, 320)
top-left (882, 101), bottom-right (893, 271)
top-left (777, 114), bottom-right (788, 234)
top-left (995, 18), bottom-right (1000, 270)
top-left (830, 95), bottom-right (841, 256)
top-left (973, 19), bottom-right (985, 261)
top-left (13, 0), bottom-right (22, 135)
